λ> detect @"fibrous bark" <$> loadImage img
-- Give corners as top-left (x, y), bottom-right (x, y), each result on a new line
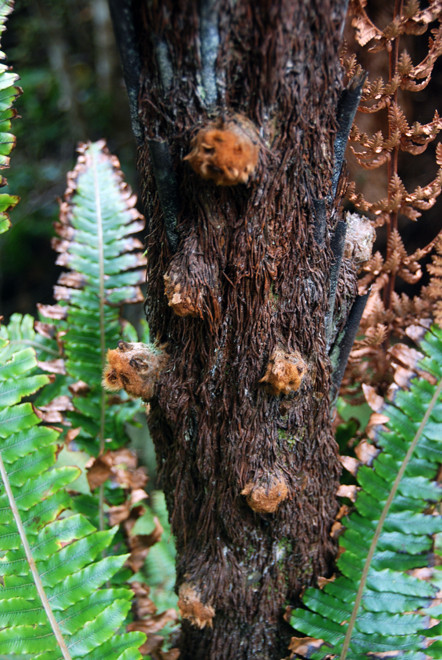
top-left (111, 1), bottom-right (355, 658)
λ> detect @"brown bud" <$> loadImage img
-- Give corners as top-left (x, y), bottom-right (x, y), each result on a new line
top-left (241, 474), bottom-right (289, 514)
top-left (178, 583), bottom-right (215, 629)
top-left (163, 273), bottom-right (203, 318)
top-left (184, 115), bottom-right (259, 186)
top-left (259, 348), bottom-right (307, 396)
top-left (102, 341), bottom-right (168, 401)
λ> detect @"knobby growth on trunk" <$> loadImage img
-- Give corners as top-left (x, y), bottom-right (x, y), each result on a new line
top-left (110, 1), bottom-right (364, 658)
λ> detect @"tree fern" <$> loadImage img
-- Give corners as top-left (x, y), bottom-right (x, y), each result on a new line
top-left (0, 0), bottom-right (20, 234)
top-left (0, 333), bottom-right (146, 659)
top-left (290, 325), bottom-right (442, 659)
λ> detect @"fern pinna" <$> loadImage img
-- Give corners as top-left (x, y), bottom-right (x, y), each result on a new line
top-left (46, 139), bottom-right (147, 456)
top-left (290, 326), bottom-right (442, 659)
top-left (0, 333), bottom-right (146, 658)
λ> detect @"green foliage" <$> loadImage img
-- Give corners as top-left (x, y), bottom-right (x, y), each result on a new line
top-left (39, 139), bottom-right (147, 455)
top-left (290, 326), bottom-right (442, 659)
top-left (0, 312), bottom-right (59, 361)
top-left (0, 0), bottom-right (20, 235)
top-left (0, 0), bottom-right (135, 320)
top-left (133, 491), bottom-right (178, 613)
top-left (0, 332), bottom-right (146, 659)
top-left (0, 17), bottom-right (152, 645)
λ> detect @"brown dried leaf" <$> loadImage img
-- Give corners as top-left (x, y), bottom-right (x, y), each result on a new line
top-left (37, 359), bottom-right (66, 375)
top-left (124, 507), bottom-right (162, 572)
top-left (354, 439), bottom-right (379, 464)
top-left (128, 609), bottom-right (178, 636)
top-left (407, 24), bottom-right (442, 81)
top-left (34, 321), bottom-right (57, 340)
top-left (68, 380), bottom-right (90, 396)
top-left (393, 366), bottom-right (416, 388)
top-left (389, 343), bottom-right (423, 371)
top-left (86, 455), bottom-right (112, 491)
top-left (336, 485), bottom-right (358, 501)
top-left (131, 581), bottom-right (157, 618)
top-left (122, 236), bottom-right (146, 253)
top-left (44, 395), bottom-right (73, 411)
top-left (86, 449), bottom-right (148, 492)
top-left (66, 428), bottom-right (80, 445)
top-left (367, 412), bottom-right (391, 440)
top-left (130, 487), bottom-right (149, 505)
top-left (57, 272), bottom-right (86, 289)
top-left (288, 635), bottom-right (325, 657)
top-left (360, 324), bottom-right (388, 347)
top-left (54, 284), bottom-right (75, 301)
top-left (53, 221), bottom-right (74, 241)
top-left (37, 303), bottom-right (67, 321)
top-left (330, 521), bottom-right (344, 539)
top-left (340, 455), bottom-right (359, 476)
top-left (136, 634), bottom-right (164, 657)
top-left (317, 574), bottom-right (336, 588)
top-left (34, 406), bottom-right (64, 424)
top-left (51, 237), bottom-right (70, 255)
top-left (405, 322), bottom-right (432, 343)
top-left (108, 500), bottom-right (131, 526)
top-left (362, 383), bottom-right (384, 412)
top-left (336, 504), bottom-right (351, 521)
top-left (36, 395), bottom-right (73, 424)
top-left (111, 448), bottom-right (138, 469)
top-left (351, 0), bottom-right (383, 46)
top-left (126, 509), bottom-right (162, 541)
top-left (397, 49), bottom-right (413, 76)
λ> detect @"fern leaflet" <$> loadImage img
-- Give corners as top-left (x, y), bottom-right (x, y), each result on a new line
top-left (47, 140), bottom-right (146, 455)
top-left (0, 333), bottom-right (146, 658)
top-left (290, 326), bottom-right (442, 659)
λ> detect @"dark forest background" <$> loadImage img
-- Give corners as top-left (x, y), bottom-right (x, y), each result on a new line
top-left (0, 0), bottom-right (441, 321)
top-left (0, 0), bottom-right (135, 320)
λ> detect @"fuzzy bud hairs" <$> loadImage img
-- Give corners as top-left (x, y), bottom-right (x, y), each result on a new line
top-left (102, 341), bottom-right (169, 401)
top-left (184, 114), bottom-right (260, 186)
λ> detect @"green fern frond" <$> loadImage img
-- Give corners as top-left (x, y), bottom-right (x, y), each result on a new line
top-left (0, 332), bottom-right (146, 658)
top-left (0, 0), bottom-right (20, 235)
top-left (0, 312), bottom-right (61, 361)
top-left (41, 140), bottom-right (147, 455)
top-left (290, 325), bottom-right (442, 659)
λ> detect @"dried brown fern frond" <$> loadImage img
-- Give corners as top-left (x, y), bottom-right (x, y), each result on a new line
top-left (351, 0), bottom-right (442, 53)
top-left (340, 0), bottom-right (442, 396)
top-left (424, 232), bottom-right (442, 325)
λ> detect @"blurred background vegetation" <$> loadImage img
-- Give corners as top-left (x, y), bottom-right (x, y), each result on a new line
top-left (0, 0), bottom-right (138, 321)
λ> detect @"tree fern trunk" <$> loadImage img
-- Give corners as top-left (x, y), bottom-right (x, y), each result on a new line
top-left (114, 1), bottom-right (350, 657)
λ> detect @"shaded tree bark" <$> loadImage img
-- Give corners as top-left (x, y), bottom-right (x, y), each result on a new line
top-left (110, 1), bottom-right (363, 658)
